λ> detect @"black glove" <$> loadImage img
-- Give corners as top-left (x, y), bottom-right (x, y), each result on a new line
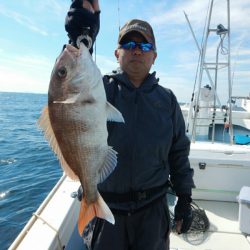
top-left (174, 194), bottom-right (193, 234)
top-left (65, 0), bottom-right (100, 54)
top-left (77, 185), bottom-right (84, 201)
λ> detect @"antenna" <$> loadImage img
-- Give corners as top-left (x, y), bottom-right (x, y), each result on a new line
top-left (117, 0), bottom-right (121, 31)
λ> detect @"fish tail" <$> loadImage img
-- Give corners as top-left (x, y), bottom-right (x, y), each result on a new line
top-left (78, 192), bottom-right (115, 236)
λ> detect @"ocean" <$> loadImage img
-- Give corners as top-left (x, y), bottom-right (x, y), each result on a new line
top-left (0, 92), bottom-right (62, 250)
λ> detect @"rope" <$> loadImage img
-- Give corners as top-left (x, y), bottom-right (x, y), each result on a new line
top-left (169, 201), bottom-right (210, 233)
top-left (219, 34), bottom-right (228, 55)
top-left (167, 189), bottom-right (210, 236)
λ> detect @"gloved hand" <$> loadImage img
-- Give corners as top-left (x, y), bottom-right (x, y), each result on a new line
top-left (174, 194), bottom-right (193, 234)
top-left (65, 0), bottom-right (100, 54)
top-left (77, 185), bottom-right (84, 201)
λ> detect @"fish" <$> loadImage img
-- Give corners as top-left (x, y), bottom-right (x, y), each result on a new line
top-left (38, 43), bottom-right (124, 235)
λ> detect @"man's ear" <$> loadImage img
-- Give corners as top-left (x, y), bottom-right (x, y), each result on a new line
top-left (114, 49), bottom-right (119, 61)
top-left (153, 52), bottom-right (157, 64)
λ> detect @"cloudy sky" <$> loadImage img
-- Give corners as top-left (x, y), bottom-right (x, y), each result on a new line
top-left (0, 0), bottom-right (249, 102)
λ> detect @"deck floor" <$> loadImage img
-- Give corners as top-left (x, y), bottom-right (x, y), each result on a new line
top-left (67, 200), bottom-right (250, 250)
top-left (170, 200), bottom-right (250, 250)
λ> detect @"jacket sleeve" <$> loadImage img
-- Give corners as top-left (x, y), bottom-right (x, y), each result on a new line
top-left (168, 92), bottom-right (195, 195)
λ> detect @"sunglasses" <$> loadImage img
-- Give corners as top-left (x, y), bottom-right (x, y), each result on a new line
top-left (119, 41), bottom-right (154, 52)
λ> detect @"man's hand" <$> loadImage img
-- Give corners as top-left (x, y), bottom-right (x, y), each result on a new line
top-left (174, 194), bottom-right (193, 234)
top-left (65, 0), bottom-right (100, 53)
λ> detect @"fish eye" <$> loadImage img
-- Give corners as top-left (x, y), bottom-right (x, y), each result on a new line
top-left (57, 66), bottom-right (67, 78)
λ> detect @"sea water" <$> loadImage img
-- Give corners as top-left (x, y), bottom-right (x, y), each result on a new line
top-left (0, 92), bottom-right (62, 250)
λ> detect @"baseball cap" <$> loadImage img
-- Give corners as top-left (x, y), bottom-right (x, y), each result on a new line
top-left (118, 19), bottom-right (156, 51)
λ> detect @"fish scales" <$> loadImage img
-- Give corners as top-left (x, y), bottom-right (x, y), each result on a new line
top-left (38, 43), bottom-right (124, 235)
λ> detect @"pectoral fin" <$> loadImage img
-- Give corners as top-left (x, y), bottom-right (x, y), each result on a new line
top-left (98, 146), bottom-right (117, 183)
top-left (53, 93), bottom-right (81, 104)
top-left (54, 92), bottom-right (95, 104)
top-left (106, 101), bottom-right (125, 123)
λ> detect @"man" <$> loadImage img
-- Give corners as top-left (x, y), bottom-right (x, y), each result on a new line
top-left (65, 1), bottom-right (195, 249)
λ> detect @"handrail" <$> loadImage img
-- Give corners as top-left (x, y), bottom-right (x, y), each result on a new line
top-left (8, 174), bottom-right (66, 250)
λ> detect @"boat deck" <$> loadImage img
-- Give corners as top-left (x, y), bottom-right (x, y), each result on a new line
top-left (170, 200), bottom-right (250, 250)
top-left (65, 200), bottom-right (250, 250)
top-left (9, 176), bottom-right (250, 250)
top-left (65, 199), bottom-right (250, 250)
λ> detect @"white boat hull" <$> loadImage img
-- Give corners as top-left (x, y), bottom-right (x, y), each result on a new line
top-left (190, 142), bottom-right (250, 202)
top-left (9, 175), bottom-right (81, 250)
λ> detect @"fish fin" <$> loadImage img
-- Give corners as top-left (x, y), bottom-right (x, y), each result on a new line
top-left (54, 92), bottom-right (95, 104)
top-left (78, 199), bottom-right (95, 236)
top-left (78, 193), bottom-right (115, 236)
top-left (95, 192), bottom-right (115, 224)
top-left (106, 102), bottom-right (125, 123)
top-left (53, 93), bottom-right (81, 104)
top-left (37, 106), bottom-right (79, 180)
top-left (99, 147), bottom-right (117, 183)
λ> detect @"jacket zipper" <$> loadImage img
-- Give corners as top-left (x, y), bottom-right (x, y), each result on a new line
top-left (130, 89), bottom-right (139, 191)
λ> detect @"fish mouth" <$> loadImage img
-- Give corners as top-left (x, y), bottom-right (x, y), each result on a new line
top-left (64, 44), bottom-right (81, 58)
top-left (65, 44), bottom-right (80, 53)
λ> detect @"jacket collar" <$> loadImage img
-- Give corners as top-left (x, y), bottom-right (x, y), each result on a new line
top-left (110, 68), bottom-right (159, 91)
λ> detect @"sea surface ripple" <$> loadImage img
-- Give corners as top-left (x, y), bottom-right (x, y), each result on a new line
top-left (0, 92), bottom-right (62, 250)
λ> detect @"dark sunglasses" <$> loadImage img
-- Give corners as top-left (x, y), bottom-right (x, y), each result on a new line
top-left (119, 41), bottom-right (154, 52)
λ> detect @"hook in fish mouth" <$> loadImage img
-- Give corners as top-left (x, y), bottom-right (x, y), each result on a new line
top-left (76, 34), bottom-right (92, 50)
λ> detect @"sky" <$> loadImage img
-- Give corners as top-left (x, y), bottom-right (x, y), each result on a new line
top-left (0, 0), bottom-right (249, 103)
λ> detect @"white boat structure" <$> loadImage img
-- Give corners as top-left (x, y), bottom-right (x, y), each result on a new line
top-left (181, 91), bottom-right (250, 144)
top-left (9, 0), bottom-right (250, 249)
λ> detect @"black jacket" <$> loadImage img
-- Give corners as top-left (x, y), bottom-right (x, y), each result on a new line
top-left (98, 69), bottom-right (194, 210)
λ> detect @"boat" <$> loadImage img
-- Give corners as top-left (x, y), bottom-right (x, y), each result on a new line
top-left (181, 88), bottom-right (250, 145)
top-left (9, 0), bottom-right (250, 249)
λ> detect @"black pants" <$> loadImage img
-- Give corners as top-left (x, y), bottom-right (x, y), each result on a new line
top-left (91, 197), bottom-right (170, 250)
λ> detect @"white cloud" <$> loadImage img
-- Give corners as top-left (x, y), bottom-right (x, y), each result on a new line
top-left (36, 0), bottom-right (68, 18)
top-left (12, 55), bottom-right (52, 69)
top-left (0, 5), bottom-right (48, 36)
top-left (0, 0), bottom-right (249, 102)
top-left (150, 0), bottom-right (209, 27)
top-left (0, 52), bottom-right (118, 94)
top-left (0, 65), bottom-right (49, 93)
top-left (0, 53), bottom-right (53, 93)
top-left (146, 0), bottom-right (250, 102)
top-left (237, 49), bottom-right (250, 56)
top-left (154, 69), bottom-right (194, 102)
top-left (234, 70), bottom-right (250, 79)
top-left (96, 54), bottom-right (118, 74)
top-left (149, 0), bottom-right (250, 47)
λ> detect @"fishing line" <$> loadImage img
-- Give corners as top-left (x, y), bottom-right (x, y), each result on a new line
top-left (231, 36), bottom-right (244, 89)
top-left (94, 41), bottom-right (97, 62)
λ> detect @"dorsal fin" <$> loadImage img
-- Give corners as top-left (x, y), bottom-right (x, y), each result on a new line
top-left (37, 106), bottom-right (79, 180)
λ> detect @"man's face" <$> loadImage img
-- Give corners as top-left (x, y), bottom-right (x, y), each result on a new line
top-left (115, 32), bottom-right (157, 83)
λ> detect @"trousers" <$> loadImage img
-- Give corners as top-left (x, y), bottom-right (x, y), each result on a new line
top-left (91, 197), bottom-right (170, 250)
